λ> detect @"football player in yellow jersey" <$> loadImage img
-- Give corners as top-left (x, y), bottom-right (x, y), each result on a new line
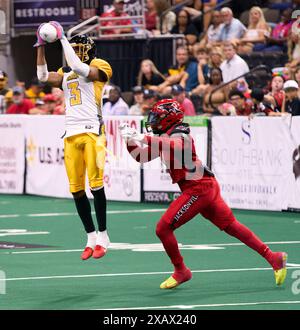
top-left (35, 22), bottom-right (112, 260)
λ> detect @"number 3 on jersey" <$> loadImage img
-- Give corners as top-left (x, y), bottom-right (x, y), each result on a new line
top-left (67, 81), bottom-right (82, 106)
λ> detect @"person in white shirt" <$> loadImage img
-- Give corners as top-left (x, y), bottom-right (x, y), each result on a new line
top-left (129, 86), bottom-right (144, 115)
top-left (220, 42), bottom-right (249, 83)
top-left (102, 85), bottom-right (129, 115)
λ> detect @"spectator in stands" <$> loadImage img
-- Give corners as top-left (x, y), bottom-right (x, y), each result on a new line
top-left (216, 7), bottom-right (247, 44)
top-left (265, 75), bottom-right (285, 112)
top-left (202, 0), bottom-right (224, 32)
top-left (283, 80), bottom-right (300, 116)
top-left (43, 94), bottom-right (58, 115)
top-left (221, 89), bottom-right (252, 116)
top-left (171, 9), bottom-right (199, 46)
top-left (175, 0), bottom-right (202, 32)
top-left (51, 87), bottom-right (65, 115)
top-left (199, 10), bottom-right (223, 48)
top-left (202, 67), bottom-right (228, 115)
top-left (220, 42), bottom-right (250, 83)
top-left (4, 80), bottom-right (25, 109)
top-left (28, 99), bottom-right (46, 115)
top-left (263, 8), bottom-right (293, 53)
top-left (100, 0), bottom-right (132, 36)
top-left (145, 0), bottom-right (157, 32)
top-left (190, 46), bottom-right (210, 95)
top-left (102, 85), bottom-right (129, 115)
top-left (6, 86), bottom-right (35, 114)
top-left (208, 46), bottom-right (224, 69)
top-left (153, 0), bottom-right (176, 35)
top-left (250, 88), bottom-right (281, 116)
top-left (137, 59), bottom-right (165, 91)
top-left (158, 46), bottom-right (198, 94)
top-left (25, 78), bottom-right (45, 104)
top-left (141, 89), bottom-right (158, 115)
top-left (129, 86), bottom-right (144, 115)
top-left (0, 71), bottom-right (9, 96)
top-left (171, 84), bottom-right (196, 116)
top-left (237, 6), bottom-right (270, 54)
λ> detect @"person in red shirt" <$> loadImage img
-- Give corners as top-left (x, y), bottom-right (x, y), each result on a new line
top-left (227, 89), bottom-right (252, 116)
top-left (6, 86), bottom-right (34, 114)
top-left (145, 0), bottom-right (157, 31)
top-left (171, 84), bottom-right (196, 116)
top-left (119, 99), bottom-right (287, 289)
top-left (100, 0), bottom-right (132, 36)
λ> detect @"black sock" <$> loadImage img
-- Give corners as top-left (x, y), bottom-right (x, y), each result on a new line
top-left (91, 187), bottom-right (107, 232)
top-left (73, 191), bottom-right (95, 233)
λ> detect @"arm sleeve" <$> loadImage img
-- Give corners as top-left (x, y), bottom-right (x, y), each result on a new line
top-left (126, 141), bottom-right (160, 164)
top-left (143, 135), bottom-right (184, 153)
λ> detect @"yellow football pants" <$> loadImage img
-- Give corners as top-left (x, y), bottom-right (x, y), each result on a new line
top-left (64, 130), bottom-right (106, 193)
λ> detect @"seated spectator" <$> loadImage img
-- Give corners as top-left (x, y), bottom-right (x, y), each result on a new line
top-left (216, 7), bottom-right (247, 45)
top-left (237, 6), bottom-right (270, 54)
top-left (102, 85), bottom-right (129, 115)
top-left (43, 94), bottom-right (58, 114)
top-left (29, 99), bottom-right (46, 115)
top-left (158, 46), bottom-right (198, 94)
top-left (202, 0), bottom-right (224, 31)
top-left (129, 86), bottom-right (144, 115)
top-left (137, 59), bottom-right (165, 91)
top-left (0, 71), bottom-right (9, 96)
top-left (171, 9), bottom-right (199, 46)
top-left (100, 0), bottom-right (132, 36)
top-left (145, 0), bottom-right (157, 32)
top-left (141, 89), bottom-right (158, 115)
top-left (190, 46), bottom-right (210, 95)
top-left (176, 0), bottom-right (202, 32)
top-left (250, 88), bottom-right (281, 116)
top-left (153, 0), bottom-right (176, 35)
top-left (5, 80), bottom-right (26, 109)
top-left (171, 84), bottom-right (196, 116)
top-left (199, 10), bottom-right (223, 48)
top-left (220, 42), bottom-right (250, 83)
top-left (263, 8), bottom-right (293, 53)
top-left (202, 68), bottom-right (228, 115)
top-left (283, 80), bottom-right (300, 116)
top-left (6, 86), bottom-right (35, 114)
top-left (221, 89), bottom-right (252, 116)
top-left (265, 75), bottom-right (285, 112)
top-left (25, 78), bottom-right (45, 104)
top-left (51, 87), bottom-right (65, 115)
top-left (208, 46), bottom-right (224, 69)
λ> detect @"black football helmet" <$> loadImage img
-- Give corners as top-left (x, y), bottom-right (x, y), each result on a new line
top-left (69, 34), bottom-right (96, 64)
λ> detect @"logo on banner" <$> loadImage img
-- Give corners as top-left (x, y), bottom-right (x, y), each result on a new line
top-left (123, 174), bottom-right (133, 197)
top-left (241, 120), bottom-right (251, 145)
top-left (26, 137), bottom-right (37, 164)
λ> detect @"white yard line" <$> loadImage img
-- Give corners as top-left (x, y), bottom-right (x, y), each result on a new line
top-left (3, 265), bottom-right (300, 282)
top-left (97, 300), bottom-right (300, 310)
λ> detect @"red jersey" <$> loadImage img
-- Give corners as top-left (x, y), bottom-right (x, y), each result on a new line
top-left (127, 123), bottom-right (214, 193)
top-left (100, 9), bottom-right (132, 35)
top-left (6, 99), bottom-right (34, 114)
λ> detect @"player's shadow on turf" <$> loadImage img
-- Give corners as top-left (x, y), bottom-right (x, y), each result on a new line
top-left (46, 294), bottom-right (99, 307)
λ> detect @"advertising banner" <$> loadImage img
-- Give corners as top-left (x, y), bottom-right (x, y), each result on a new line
top-left (143, 117), bottom-right (209, 203)
top-left (13, 0), bottom-right (79, 27)
top-left (211, 117), bottom-right (294, 211)
top-left (0, 116), bottom-right (25, 194)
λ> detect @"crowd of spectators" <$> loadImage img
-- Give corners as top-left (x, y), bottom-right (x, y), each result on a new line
top-left (2, 0), bottom-right (300, 117)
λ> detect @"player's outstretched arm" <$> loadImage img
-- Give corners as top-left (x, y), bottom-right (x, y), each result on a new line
top-left (36, 46), bottom-right (63, 88)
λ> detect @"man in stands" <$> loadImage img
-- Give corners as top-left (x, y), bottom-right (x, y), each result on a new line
top-left (283, 80), bottom-right (300, 116)
top-left (100, 0), bottom-right (132, 36)
top-left (102, 85), bottom-right (129, 115)
top-left (171, 84), bottom-right (196, 116)
top-left (6, 86), bottom-right (34, 114)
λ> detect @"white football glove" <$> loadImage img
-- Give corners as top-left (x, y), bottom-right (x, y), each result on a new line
top-left (118, 123), bottom-right (144, 142)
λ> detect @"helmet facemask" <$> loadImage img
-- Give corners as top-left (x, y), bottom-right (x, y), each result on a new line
top-left (71, 43), bottom-right (92, 63)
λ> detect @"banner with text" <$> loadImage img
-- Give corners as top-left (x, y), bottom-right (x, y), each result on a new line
top-left (143, 117), bottom-right (209, 203)
top-left (0, 116), bottom-right (25, 194)
top-left (211, 117), bottom-right (294, 211)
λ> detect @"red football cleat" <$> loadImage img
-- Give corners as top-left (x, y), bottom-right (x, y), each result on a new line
top-left (81, 247), bottom-right (93, 260)
top-left (92, 245), bottom-right (107, 259)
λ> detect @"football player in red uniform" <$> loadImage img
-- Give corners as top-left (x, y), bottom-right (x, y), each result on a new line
top-left (119, 99), bottom-right (287, 289)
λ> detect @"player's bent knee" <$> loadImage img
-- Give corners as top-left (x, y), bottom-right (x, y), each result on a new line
top-left (90, 186), bottom-right (105, 197)
top-left (72, 190), bottom-right (86, 199)
top-left (156, 219), bottom-right (172, 238)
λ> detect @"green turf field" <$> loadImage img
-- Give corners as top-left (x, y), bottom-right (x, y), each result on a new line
top-left (0, 195), bottom-right (300, 310)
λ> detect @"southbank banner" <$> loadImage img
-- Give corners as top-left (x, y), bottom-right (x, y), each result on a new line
top-left (143, 117), bottom-right (209, 203)
top-left (211, 116), bottom-right (295, 211)
top-left (13, 0), bottom-right (79, 27)
top-left (0, 116), bottom-right (25, 194)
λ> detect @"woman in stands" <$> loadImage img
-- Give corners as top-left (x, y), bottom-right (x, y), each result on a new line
top-left (202, 67), bottom-right (228, 115)
top-left (137, 59), bottom-right (166, 91)
top-left (237, 6), bottom-right (270, 54)
top-left (171, 9), bottom-right (199, 46)
top-left (145, 0), bottom-right (157, 32)
top-left (152, 0), bottom-right (176, 35)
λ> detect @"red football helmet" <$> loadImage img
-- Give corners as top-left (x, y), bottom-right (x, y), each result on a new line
top-left (146, 99), bottom-right (184, 134)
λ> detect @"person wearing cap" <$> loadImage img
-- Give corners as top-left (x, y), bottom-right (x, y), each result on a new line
top-left (102, 85), bottom-right (129, 116)
top-left (6, 86), bottom-right (35, 114)
top-left (141, 88), bottom-right (158, 115)
top-left (171, 84), bottom-right (196, 116)
top-left (25, 77), bottom-right (45, 104)
top-left (129, 86), bottom-right (144, 115)
top-left (283, 80), bottom-right (300, 116)
top-left (100, 0), bottom-right (132, 36)
top-left (28, 99), bottom-right (46, 115)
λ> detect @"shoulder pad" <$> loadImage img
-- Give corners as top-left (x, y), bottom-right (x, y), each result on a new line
top-left (169, 123), bottom-right (190, 136)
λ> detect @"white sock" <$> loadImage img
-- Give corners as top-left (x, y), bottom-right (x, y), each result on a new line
top-left (96, 230), bottom-right (110, 249)
top-left (86, 231), bottom-right (97, 248)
